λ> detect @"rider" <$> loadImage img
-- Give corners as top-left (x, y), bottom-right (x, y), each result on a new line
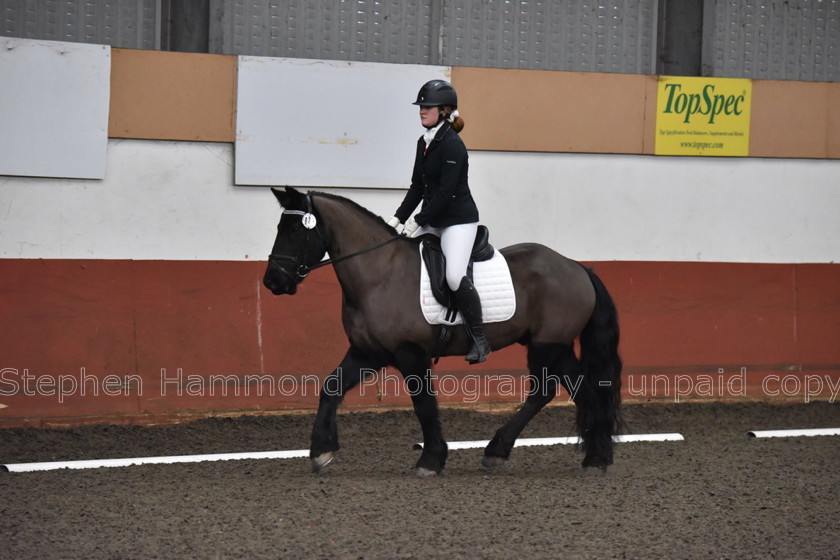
top-left (387, 79), bottom-right (491, 364)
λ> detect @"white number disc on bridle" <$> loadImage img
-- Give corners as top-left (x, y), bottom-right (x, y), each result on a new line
top-left (301, 213), bottom-right (317, 229)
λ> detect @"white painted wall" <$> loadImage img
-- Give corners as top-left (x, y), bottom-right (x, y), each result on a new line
top-left (470, 152), bottom-right (840, 263)
top-left (0, 140), bottom-right (275, 260)
top-left (1, 139), bottom-right (838, 263)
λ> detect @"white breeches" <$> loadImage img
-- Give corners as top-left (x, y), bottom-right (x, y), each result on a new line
top-left (415, 222), bottom-right (478, 291)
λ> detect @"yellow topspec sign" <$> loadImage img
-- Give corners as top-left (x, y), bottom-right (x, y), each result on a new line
top-left (655, 76), bottom-right (752, 156)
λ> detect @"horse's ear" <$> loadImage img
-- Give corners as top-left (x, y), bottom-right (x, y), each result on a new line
top-left (271, 187), bottom-right (289, 207)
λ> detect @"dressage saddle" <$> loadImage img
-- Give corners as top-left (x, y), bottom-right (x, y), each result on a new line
top-left (420, 225), bottom-right (495, 313)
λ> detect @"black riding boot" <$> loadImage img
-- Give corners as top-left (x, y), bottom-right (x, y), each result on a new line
top-left (453, 276), bottom-right (492, 364)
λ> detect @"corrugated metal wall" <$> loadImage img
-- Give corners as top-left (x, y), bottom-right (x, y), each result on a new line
top-left (1, 0), bottom-right (838, 80)
top-left (704, 0), bottom-right (840, 81)
top-left (0, 0), bottom-right (160, 49)
top-left (208, 0), bottom-right (657, 74)
top-left (208, 0), bottom-right (435, 64)
top-left (443, 0), bottom-right (656, 73)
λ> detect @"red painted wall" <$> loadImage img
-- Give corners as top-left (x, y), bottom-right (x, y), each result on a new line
top-left (1, 260), bottom-right (838, 427)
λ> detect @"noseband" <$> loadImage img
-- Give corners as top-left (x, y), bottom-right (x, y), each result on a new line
top-left (268, 193), bottom-right (402, 282)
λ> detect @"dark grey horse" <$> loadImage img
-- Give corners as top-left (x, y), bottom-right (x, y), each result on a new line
top-left (263, 187), bottom-right (622, 475)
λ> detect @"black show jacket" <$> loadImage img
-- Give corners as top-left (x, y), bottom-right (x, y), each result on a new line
top-left (394, 122), bottom-right (479, 228)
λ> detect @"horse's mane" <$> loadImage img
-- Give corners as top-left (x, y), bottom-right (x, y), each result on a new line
top-left (311, 191), bottom-right (404, 237)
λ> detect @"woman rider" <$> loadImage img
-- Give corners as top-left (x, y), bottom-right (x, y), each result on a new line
top-left (387, 79), bottom-right (491, 364)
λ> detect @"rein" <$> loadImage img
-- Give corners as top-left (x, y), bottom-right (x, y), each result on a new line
top-left (269, 194), bottom-right (403, 281)
top-left (313, 234), bottom-right (402, 270)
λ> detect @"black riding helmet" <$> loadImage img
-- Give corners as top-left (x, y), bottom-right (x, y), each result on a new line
top-left (413, 80), bottom-right (458, 108)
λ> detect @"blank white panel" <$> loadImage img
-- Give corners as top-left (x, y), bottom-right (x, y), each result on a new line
top-left (235, 56), bottom-right (449, 188)
top-left (0, 38), bottom-right (110, 179)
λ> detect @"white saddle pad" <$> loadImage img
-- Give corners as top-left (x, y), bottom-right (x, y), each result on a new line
top-left (419, 243), bottom-right (516, 326)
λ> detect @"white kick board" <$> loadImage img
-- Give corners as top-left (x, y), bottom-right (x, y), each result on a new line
top-left (0, 38), bottom-right (110, 179)
top-left (235, 56), bottom-right (449, 188)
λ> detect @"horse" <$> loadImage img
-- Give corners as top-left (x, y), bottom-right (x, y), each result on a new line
top-left (263, 186), bottom-right (622, 476)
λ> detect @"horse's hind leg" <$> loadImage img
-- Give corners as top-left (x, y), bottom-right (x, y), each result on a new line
top-left (483, 342), bottom-right (578, 468)
top-left (393, 343), bottom-right (448, 476)
top-left (310, 346), bottom-right (385, 473)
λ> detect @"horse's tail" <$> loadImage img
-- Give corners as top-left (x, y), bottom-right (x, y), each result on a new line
top-left (576, 266), bottom-right (623, 467)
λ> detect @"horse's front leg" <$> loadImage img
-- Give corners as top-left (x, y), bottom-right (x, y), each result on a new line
top-left (310, 346), bottom-right (384, 473)
top-left (394, 343), bottom-right (448, 476)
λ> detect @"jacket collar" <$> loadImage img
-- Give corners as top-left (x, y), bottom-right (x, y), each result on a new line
top-left (420, 121), bottom-right (451, 149)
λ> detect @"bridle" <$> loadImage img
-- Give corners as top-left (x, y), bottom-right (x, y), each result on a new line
top-left (268, 193), bottom-right (403, 282)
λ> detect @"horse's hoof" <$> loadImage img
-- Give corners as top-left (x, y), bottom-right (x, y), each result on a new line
top-left (481, 455), bottom-right (507, 469)
top-left (581, 465), bottom-right (608, 475)
top-left (414, 467), bottom-right (438, 477)
top-left (311, 452), bottom-right (335, 473)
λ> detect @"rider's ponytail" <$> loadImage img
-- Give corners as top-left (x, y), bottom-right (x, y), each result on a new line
top-left (445, 107), bottom-right (465, 132)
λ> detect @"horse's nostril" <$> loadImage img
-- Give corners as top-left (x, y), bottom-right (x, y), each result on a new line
top-left (263, 274), bottom-right (281, 292)
top-left (263, 271), bottom-right (296, 295)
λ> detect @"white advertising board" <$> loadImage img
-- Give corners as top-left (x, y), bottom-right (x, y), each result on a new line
top-left (0, 38), bottom-right (110, 179)
top-left (235, 56), bottom-right (449, 188)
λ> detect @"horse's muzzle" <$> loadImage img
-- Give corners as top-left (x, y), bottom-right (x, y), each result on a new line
top-left (263, 264), bottom-right (298, 295)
